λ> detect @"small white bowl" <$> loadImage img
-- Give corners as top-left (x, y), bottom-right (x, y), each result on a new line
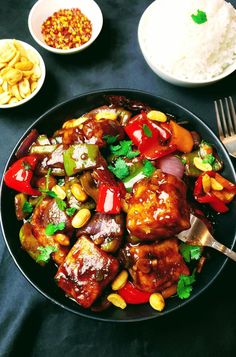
top-left (0, 39), bottom-right (46, 109)
top-left (28, 0), bottom-right (103, 55)
top-left (138, 1), bottom-right (236, 88)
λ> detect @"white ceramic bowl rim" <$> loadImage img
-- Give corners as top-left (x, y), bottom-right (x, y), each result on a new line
top-left (138, 0), bottom-right (236, 86)
top-left (28, 0), bottom-right (103, 55)
top-left (0, 39), bottom-right (46, 109)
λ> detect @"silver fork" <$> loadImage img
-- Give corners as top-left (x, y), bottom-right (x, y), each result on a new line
top-left (214, 96), bottom-right (236, 158)
top-left (178, 215), bottom-right (236, 261)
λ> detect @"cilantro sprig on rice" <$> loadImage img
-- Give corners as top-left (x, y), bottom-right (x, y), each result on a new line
top-left (191, 9), bottom-right (207, 24)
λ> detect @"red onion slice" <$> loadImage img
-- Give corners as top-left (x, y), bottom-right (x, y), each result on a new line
top-left (158, 155), bottom-right (184, 179)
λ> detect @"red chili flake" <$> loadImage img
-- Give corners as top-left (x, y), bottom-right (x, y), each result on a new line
top-left (41, 8), bottom-right (92, 50)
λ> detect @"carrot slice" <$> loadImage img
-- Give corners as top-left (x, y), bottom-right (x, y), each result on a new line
top-left (169, 120), bottom-right (194, 153)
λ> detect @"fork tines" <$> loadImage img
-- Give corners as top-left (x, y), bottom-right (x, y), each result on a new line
top-left (214, 96), bottom-right (236, 139)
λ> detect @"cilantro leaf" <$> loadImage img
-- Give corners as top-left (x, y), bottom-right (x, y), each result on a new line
top-left (66, 207), bottom-right (77, 217)
top-left (57, 178), bottom-right (65, 186)
top-left (22, 201), bottom-right (33, 214)
top-left (108, 158), bottom-right (130, 180)
top-left (103, 134), bottom-right (119, 144)
top-left (40, 188), bottom-right (57, 198)
top-left (22, 161), bottom-right (32, 170)
top-left (36, 245), bottom-right (58, 263)
top-left (126, 150), bottom-right (140, 159)
top-left (177, 273), bottom-right (196, 299)
top-left (191, 9), bottom-right (207, 24)
top-left (202, 154), bottom-right (215, 165)
top-left (55, 197), bottom-right (67, 211)
top-left (110, 140), bottom-right (132, 156)
top-left (110, 140), bottom-right (139, 159)
top-left (39, 186), bottom-right (66, 211)
top-left (143, 160), bottom-right (156, 177)
top-left (142, 124), bottom-right (152, 137)
top-left (180, 243), bottom-right (201, 263)
top-left (45, 222), bottom-right (66, 236)
top-left (175, 155), bottom-right (186, 165)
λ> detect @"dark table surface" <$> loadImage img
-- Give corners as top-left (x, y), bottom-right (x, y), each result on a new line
top-left (1, 1), bottom-right (236, 356)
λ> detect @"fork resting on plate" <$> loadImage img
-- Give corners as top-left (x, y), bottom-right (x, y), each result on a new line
top-left (178, 215), bottom-right (236, 261)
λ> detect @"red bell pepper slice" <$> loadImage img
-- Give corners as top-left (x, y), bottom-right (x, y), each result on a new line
top-left (4, 155), bottom-right (40, 196)
top-left (214, 173), bottom-right (236, 194)
top-left (125, 112), bottom-right (176, 160)
top-left (124, 113), bottom-right (149, 147)
top-left (96, 183), bottom-right (121, 214)
top-left (197, 193), bottom-right (229, 213)
top-left (139, 138), bottom-right (176, 160)
top-left (194, 171), bottom-right (233, 213)
top-left (118, 281), bottom-right (151, 304)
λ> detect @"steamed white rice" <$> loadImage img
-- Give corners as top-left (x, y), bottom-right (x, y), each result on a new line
top-left (141, 0), bottom-right (236, 80)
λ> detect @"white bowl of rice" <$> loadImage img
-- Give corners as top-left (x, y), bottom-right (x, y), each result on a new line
top-left (138, 0), bottom-right (236, 87)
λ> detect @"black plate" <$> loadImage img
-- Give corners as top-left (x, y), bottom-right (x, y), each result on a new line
top-left (1, 89), bottom-right (236, 322)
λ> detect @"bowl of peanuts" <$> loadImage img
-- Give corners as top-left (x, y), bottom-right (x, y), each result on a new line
top-left (28, 0), bottom-right (103, 55)
top-left (0, 39), bottom-right (46, 108)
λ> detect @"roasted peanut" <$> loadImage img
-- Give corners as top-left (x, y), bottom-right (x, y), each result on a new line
top-left (62, 116), bottom-right (89, 129)
top-left (147, 110), bottom-right (167, 122)
top-left (71, 183), bottom-right (88, 202)
top-left (193, 157), bottom-right (212, 172)
top-left (71, 208), bottom-right (91, 228)
top-left (149, 293), bottom-right (165, 311)
top-left (15, 60), bottom-right (34, 71)
top-left (202, 173), bottom-right (211, 193)
top-left (54, 233), bottom-right (70, 246)
top-left (52, 185), bottom-right (66, 200)
top-left (112, 270), bottom-right (128, 291)
top-left (107, 293), bottom-right (127, 309)
top-left (210, 177), bottom-right (223, 191)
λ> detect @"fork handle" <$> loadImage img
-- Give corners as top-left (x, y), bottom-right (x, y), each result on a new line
top-left (211, 240), bottom-right (236, 262)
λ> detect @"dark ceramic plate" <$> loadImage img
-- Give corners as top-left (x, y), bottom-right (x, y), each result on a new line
top-left (1, 89), bottom-right (236, 322)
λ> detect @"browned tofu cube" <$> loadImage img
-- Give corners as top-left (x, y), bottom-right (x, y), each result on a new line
top-left (55, 236), bottom-right (119, 308)
top-left (126, 170), bottom-right (190, 241)
top-left (120, 238), bottom-right (189, 293)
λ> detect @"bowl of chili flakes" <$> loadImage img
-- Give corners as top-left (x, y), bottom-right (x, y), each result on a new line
top-left (28, 0), bottom-right (103, 54)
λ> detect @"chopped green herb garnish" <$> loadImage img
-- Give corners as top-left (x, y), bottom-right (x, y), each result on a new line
top-left (22, 161), bottom-right (32, 170)
top-left (57, 178), bottom-right (65, 186)
top-left (55, 198), bottom-right (67, 211)
top-left (142, 124), bottom-right (152, 137)
top-left (66, 207), bottom-right (77, 217)
top-left (108, 158), bottom-right (130, 180)
top-left (126, 150), bottom-right (140, 159)
top-left (45, 222), bottom-right (65, 236)
top-left (110, 140), bottom-right (139, 159)
top-left (176, 155), bottom-right (186, 165)
top-left (143, 160), bottom-right (156, 177)
top-left (36, 245), bottom-right (58, 263)
top-left (40, 188), bottom-right (57, 198)
top-left (177, 272), bottom-right (196, 299)
top-left (40, 188), bottom-right (66, 211)
top-left (22, 201), bottom-right (33, 214)
top-left (202, 154), bottom-right (215, 165)
top-left (180, 243), bottom-right (201, 263)
top-left (103, 134), bottom-right (119, 144)
top-left (191, 9), bottom-right (207, 24)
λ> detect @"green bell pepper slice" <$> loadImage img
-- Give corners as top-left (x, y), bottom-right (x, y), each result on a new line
top-left (63, 144), bottom-right (99, 176)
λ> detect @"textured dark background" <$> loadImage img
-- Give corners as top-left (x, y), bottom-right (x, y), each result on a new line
top-left (0, 1), bottom-right (236, 356)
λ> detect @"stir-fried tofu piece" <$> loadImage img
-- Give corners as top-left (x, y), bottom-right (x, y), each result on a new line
top-left (55, 236), bottom-right (120, 308)
top-left (120, 238), bottom-right (189, 293)
top-left (126, 170), bottom-right (190, 241)
top-left (30, 197), bottom-right (72, 265)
